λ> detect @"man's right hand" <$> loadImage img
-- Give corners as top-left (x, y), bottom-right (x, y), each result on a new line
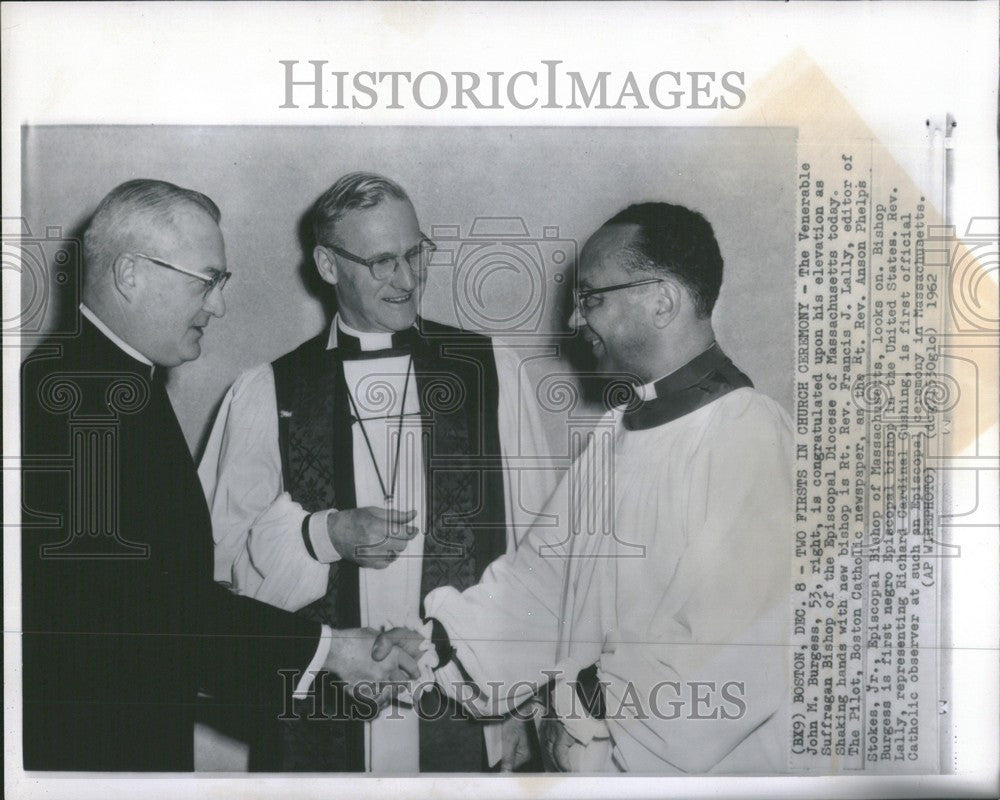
top-left (325, 627), bottom-right (420, 708)
top-left (371, 625), bottom-right (425, 664)
top-left (539, 717), bottom-right (576, 772)
top-left (327, 507), bottom-right (418, 568)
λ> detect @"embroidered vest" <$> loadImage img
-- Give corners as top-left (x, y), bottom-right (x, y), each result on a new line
top-left (267, 319), bottom-right (507, 770)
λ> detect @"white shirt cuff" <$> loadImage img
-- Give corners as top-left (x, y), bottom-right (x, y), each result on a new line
top-left (293, 623), bottom-right (334, 699)
top-left (307, 510), bottom-right (341, 563)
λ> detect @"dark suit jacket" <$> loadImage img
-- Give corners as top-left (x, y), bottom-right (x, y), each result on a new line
top-left (20, 315), bottom-right (321, 771)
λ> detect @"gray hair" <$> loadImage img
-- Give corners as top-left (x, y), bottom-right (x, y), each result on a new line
top-left (311, 172), bottom-right (411, 247)
top-left (83, 179), bottom-right (220, 281)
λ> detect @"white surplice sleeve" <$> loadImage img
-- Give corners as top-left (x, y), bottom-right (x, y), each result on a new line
top-left (492, 342), bottom-right (562, 552)
top-left (198, 364), bottom-right (330, 613)
top-left (600, 391), bottom-right (794, 773)
top-left (424, 424), bottom-right (592, 717)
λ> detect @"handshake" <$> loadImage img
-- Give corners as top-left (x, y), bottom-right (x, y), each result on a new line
top-left (311, 506), bottom-right (436, 706)
top-left (322, 624), bottom-right (430, 707)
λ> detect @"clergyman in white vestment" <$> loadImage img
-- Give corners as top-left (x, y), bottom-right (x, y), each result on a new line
top-left (199, 173), bottom-right (557, 772)
top-left (382, 201), bottom-right (795, 774)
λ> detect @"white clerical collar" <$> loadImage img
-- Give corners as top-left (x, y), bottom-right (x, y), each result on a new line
top-left (635, 380), bottom-right (658, 402)
top-left (639, 341), bottom-right (720, 401)
top-left (327, 313), bottom-right (407, 352)
top-left (79, 304), bottom-right (155, 372)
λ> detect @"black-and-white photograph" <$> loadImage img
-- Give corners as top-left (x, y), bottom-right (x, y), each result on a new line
top-left (18, 124), bottom-right (794, 774)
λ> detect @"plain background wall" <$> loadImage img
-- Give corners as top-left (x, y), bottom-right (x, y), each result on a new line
top-left (22, 125), bottom-right (796, 452)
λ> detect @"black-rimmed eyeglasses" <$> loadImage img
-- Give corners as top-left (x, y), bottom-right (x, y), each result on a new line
top-left (134, 252), bottom-right (231, 297)
top-left (574, 277), bottom-right (664, 316)
top-left (322, 234), bottom-right (437, 282)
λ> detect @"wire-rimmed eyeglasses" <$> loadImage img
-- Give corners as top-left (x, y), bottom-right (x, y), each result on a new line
top-left (322, 234), bottom-right (438, 281)
top-left (573, 277), bottom-right (664, 316)
top-left (134, 252), bottom-right (231, 297)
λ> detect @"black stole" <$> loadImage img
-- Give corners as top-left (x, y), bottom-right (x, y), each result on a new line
top-left (268, 319), bottom-right (507, 771)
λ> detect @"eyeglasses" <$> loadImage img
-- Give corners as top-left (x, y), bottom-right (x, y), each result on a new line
top-left (323, 234), bottom-right (438, 281)
top-left (134, 252), bottom-right (231, 297)
top-left (574, 277), bottom-right (664, 316)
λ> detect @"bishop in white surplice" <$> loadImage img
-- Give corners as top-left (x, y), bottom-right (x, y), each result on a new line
top-left (199, 173), bottom-right (560, 773)
top-left (401, 201), bottom-right (795, 774)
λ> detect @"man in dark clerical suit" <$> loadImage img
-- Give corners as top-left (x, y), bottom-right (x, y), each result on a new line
top-left (20, 179), bottom-right (420, 771)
